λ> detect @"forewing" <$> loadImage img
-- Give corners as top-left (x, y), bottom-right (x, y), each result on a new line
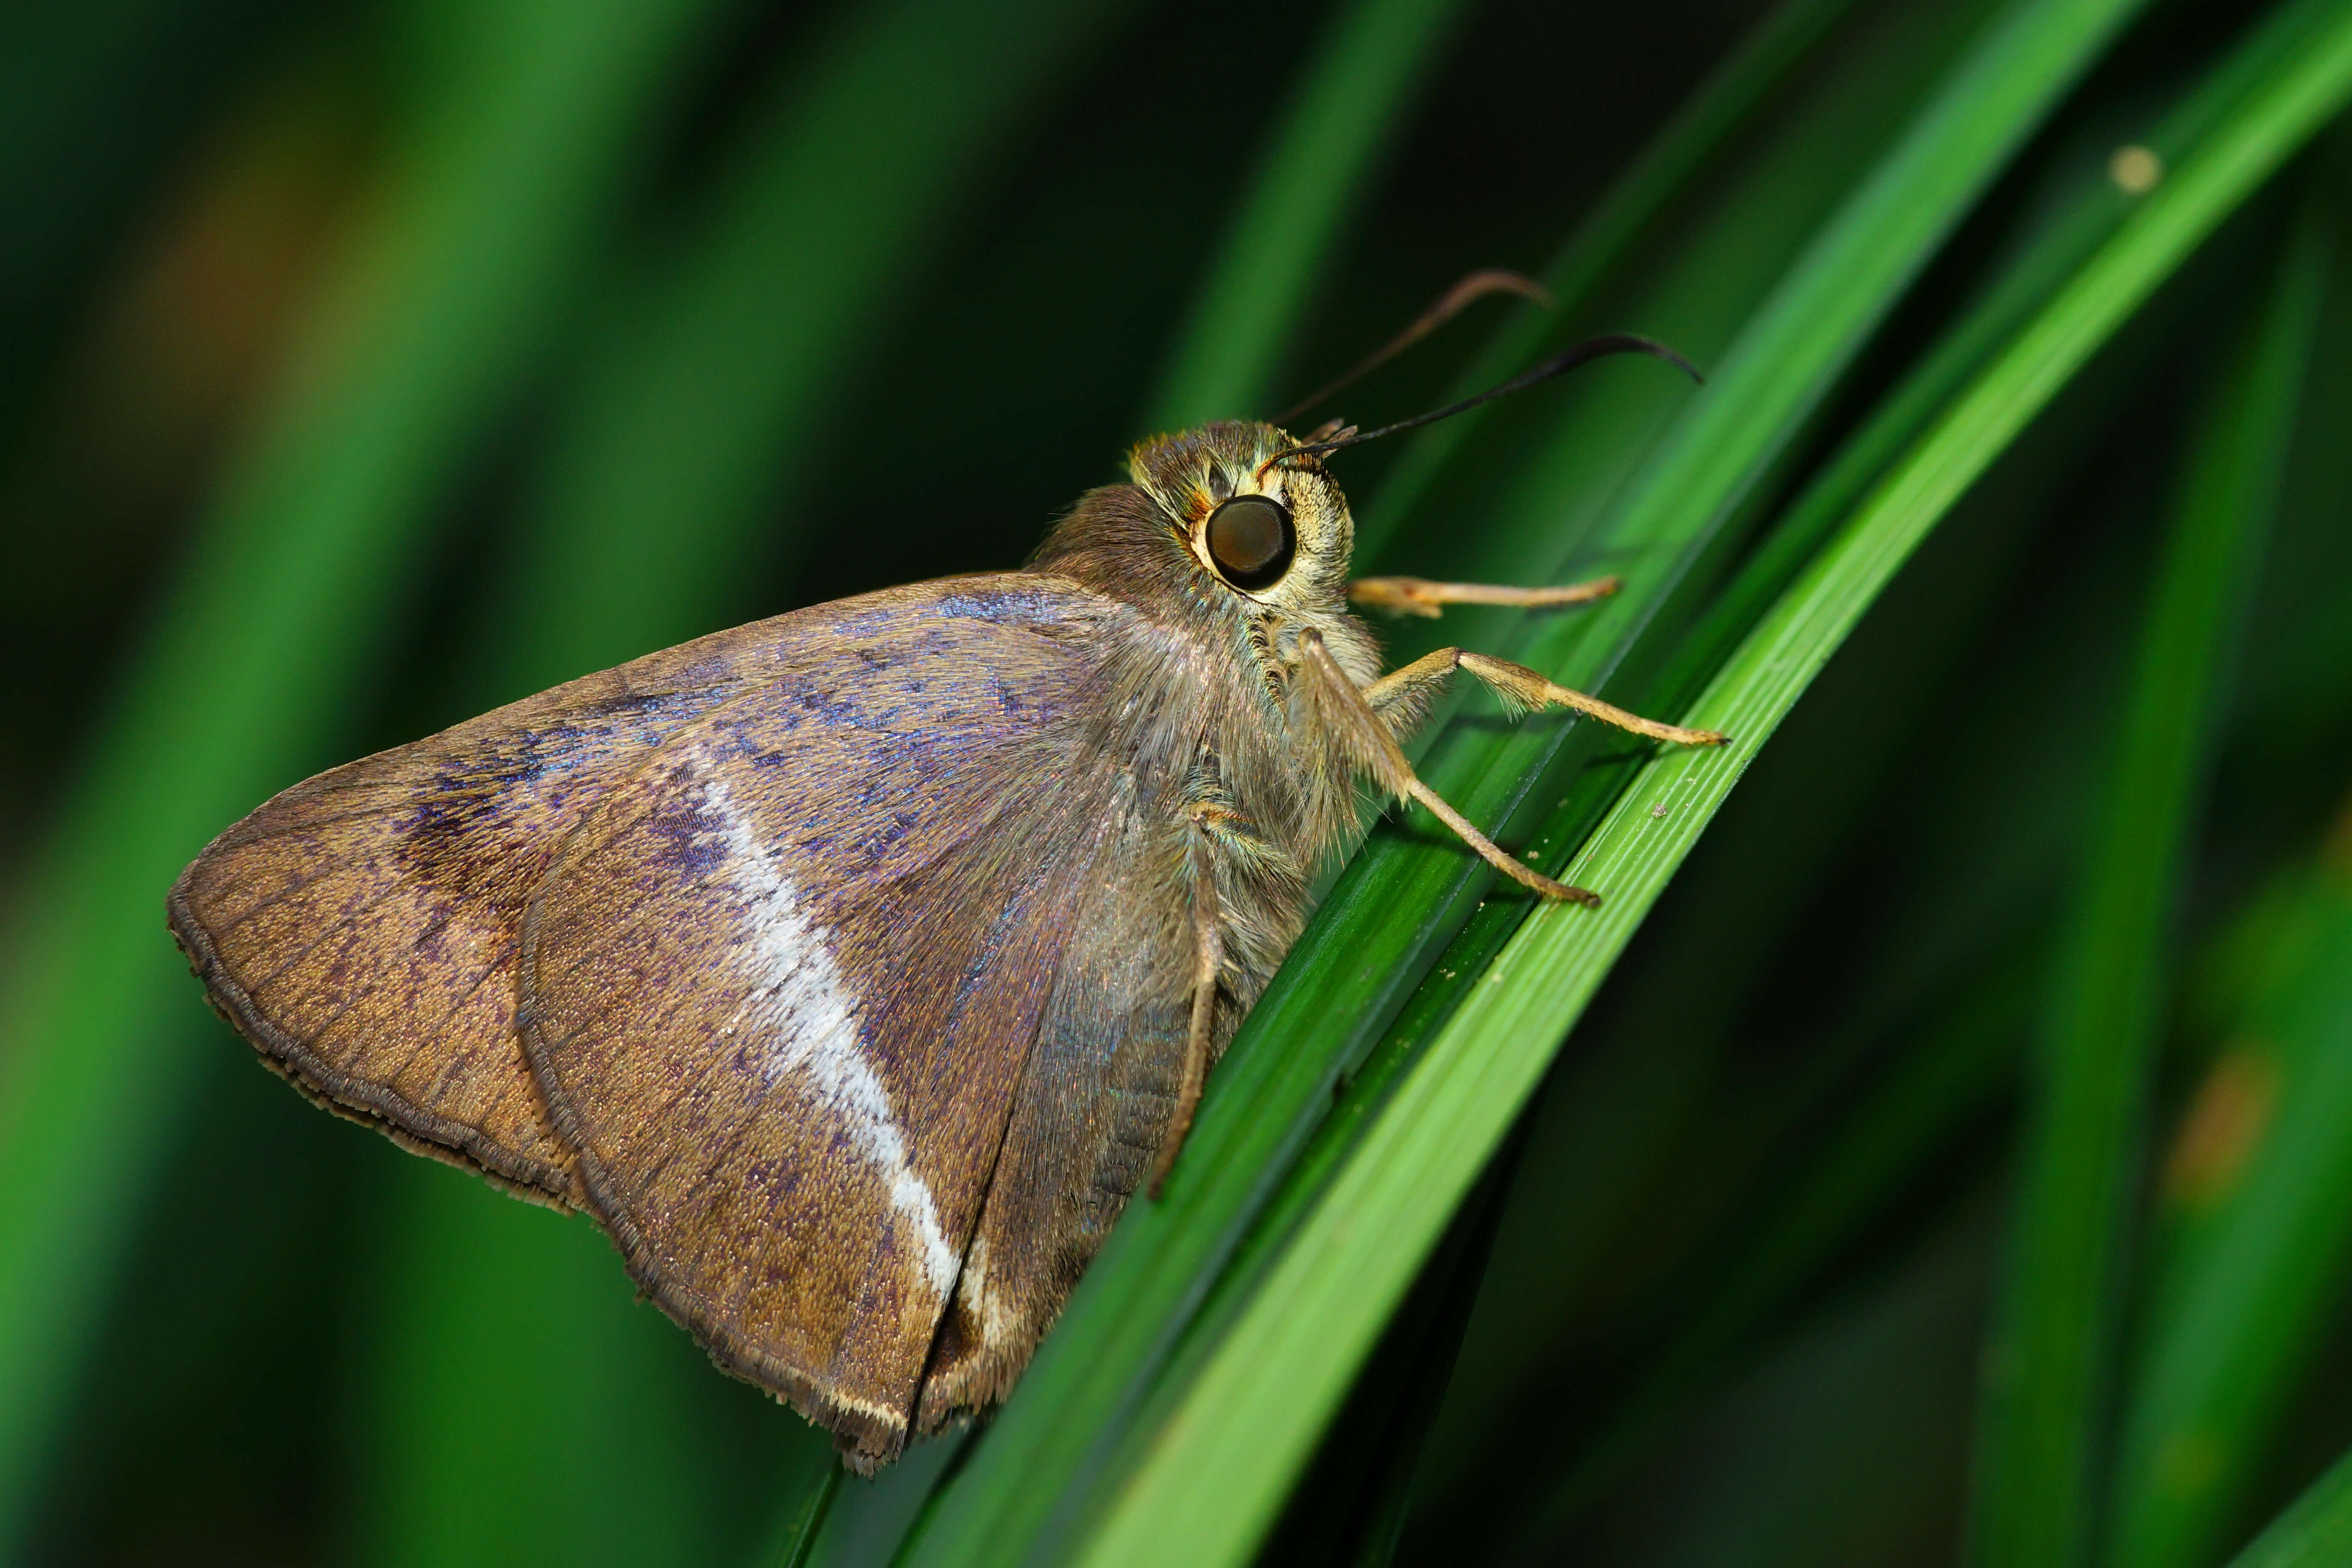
top-left (518, 580), bottom-right (1161, 1465)
top-left (167, 627), bottom-right (776, 1205)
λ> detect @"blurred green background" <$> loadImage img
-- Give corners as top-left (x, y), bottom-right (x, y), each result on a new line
top-left (4, 0), bottom-right (2352, 1564)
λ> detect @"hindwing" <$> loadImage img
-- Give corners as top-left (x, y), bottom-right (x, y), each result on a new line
top-left (168, 628), bottom-right (776, 1205)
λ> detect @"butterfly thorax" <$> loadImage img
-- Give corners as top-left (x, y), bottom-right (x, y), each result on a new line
top-left (1024, 421), bottom-right (1383, 994)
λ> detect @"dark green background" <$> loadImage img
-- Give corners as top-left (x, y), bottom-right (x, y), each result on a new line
top-left (3, 0), bottom-right (2350, 1563)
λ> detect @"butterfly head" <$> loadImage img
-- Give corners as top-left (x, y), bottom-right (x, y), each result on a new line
top-left (1133, 421), bottom-right (1356, 618)
top-left (1034, 421), bottom-right (1352, 610)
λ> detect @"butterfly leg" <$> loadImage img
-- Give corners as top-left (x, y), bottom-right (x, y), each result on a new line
top-left (1367, 647), bottom-right (1727, 747)
top-left (1148, 854), bottom-right (1224, 1198)
top-left (1297, 630), bottom-right (1600, 906)
top-left (1348, 574), bottom-right (1619, 618)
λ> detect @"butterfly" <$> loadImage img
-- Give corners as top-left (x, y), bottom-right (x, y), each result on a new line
top-left (168, 342), bottom-right (1719, 1471)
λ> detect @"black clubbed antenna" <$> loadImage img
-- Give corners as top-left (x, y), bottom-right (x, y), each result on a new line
top-left (1260, 333), bottom-right (1702, 478)
top-left (1276, 268), bottom-right (1554, 425)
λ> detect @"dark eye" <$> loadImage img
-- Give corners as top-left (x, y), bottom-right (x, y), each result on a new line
top-left (1204, 495), bottom-right (1296, 592)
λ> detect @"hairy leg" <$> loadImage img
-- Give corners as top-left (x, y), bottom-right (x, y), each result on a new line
top-left (1348, 574), bottom-right (1619, 618)
top-left (1366, 647), bottom-right (1726, 746)
top-left (1297, 631), bottom-right (1600, 906)
top-left (1148, 865), bottom-right (1224, 1197)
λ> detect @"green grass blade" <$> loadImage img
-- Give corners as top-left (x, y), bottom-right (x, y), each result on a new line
top-left (778, 1468), bottom-right (844, 1568)
top-left (1144, 0), bottom-right (1475, 430)
top-left (2104, 178), bottom-right (2352, 1567)
top-left (808, 1437), bottom-right (963, 1568)
top-left (1390, 48), bottom-right (2298, 1490)
top-left (1384, 0), bottom-right (2141, 624)
top-left (1073, 13), bottom-right (2352, 1560)
top-left (1225, 1157), bottom-right (1507, 1568)
top-left (1640, 0), bottom-right (2329, 712)
top-left (1258, 0), bottom-right (2152, 1182)
top-left (1441, 358), bottom-right (2143, 1545)
top-left (1361, 43), bottom-right (2345, 1486)
top-left (2220, 1442), bottom-right (2352, 1568)
top-left (0, 0), bottom-right (732, 1547)
top-left (1970, 171), bottom-right (2328, 1568)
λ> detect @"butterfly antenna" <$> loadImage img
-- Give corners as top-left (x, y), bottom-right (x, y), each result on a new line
top-left (1260, 333), bottom-right (1703, 478)
top-left (1275, 268), bottom-right (1555, 425)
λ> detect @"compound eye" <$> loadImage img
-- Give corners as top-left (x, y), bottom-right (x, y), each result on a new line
top-left (1204, 495), bottom-right (1296, 591)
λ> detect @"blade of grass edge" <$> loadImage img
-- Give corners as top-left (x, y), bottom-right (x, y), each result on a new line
top-left (781, 1470), bottom-right (845, 1568)
top-left (1644, 0), bottom-right (2328, 725)
top-left (1235, 0), bottom-right (2159, 1273)
top-left (1072, 16), bottom-right (2352, 1565)
top-left (2220, 1440), bottom-right (2352, 1568)
top-left (1970, 177), bottom-right (2326, 1568)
